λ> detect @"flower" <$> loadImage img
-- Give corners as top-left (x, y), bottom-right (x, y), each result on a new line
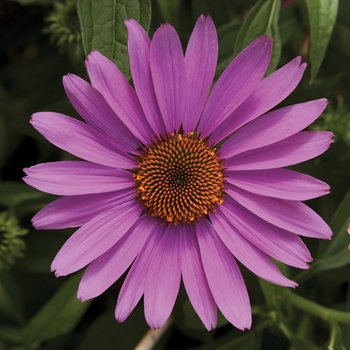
top-left (23, 15), bottom-right (333, 331)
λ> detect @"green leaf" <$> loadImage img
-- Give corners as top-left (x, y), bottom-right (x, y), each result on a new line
top-left (155, 0), bottom-right (181, 26)
top-left (290, 337), bottom-right (319, 350)
top-left (0, 326), bottom-right (22, 344)
top-left (17, 231), bottom-right (68, 273)
top-left (180, 298), bottom-right (228, 332)
top-left (11, 0), bottom-right (53, 4)
top-left (76, 307), bottom-right (149, 350)
top-left (326, 323), bottom-right (346, 350)
top-left (315, 189), bottom-right (350, 272)
top-left (0, 116), bottom-right (5, 168)
top-left (22, 273), bottom-right (91, 349)
top-left (77, 0), bottom-right (151, 80)
top-left (0, 271), bottom-right (24, 324)
top-left (296, 189), bottom-right (350, 282)
top-left (305, 0), bottom-right (338, 83)
top-left (0, 182), bottom-right (47, 208)
top-left (217, 330), bottom-right (262, 350)
top-left (259, 278), bottom-right (284, 310)
top-left (234, 0), bottom-right (281, 74)
top-left (217, 20), bottom-right (241, 61)
top-left (279, 6), bottom-right (299, 45)
top-left (191, 0), bottom-right (237, 27)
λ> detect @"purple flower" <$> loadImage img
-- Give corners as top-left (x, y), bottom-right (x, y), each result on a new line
top-left (23, 15), bottom-right (333, 331)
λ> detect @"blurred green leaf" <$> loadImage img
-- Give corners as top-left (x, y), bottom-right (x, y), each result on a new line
top-left (77, 306), bottom-right (149, 350)
top-left (234, 0), bottom-right (281, 74)
top-left (180, 298), bottom-right (228, 332)
top-left (192, 0), bottom-right (239, 27)
top-left (17, 231), bottom-right (68, 273)
top-left (0, 326), bottom-right (22, 344)
top-left (326, 323), bottom-right (346, 350)
top-left (217, 330), bottom-right (262, 350)
top-left (259, 278), bottom-right (284, 310)
top-left (77, 0), bottom-right (151, 80)
top-left (0, 116), bottom-right (5, 168)
top-left (12, 0), bottom-right (54, 4)
top-left (305, 0), bottom-right (338, 83)
top-left (217, 20), bottom-right (241, 61)
top-left (279, 6), bottom-right (299, 45)
top-left (156, 0), bottom-right (180, 26)
top-left (305, 189), bottom-right (350, 278)
top-left (290, 337), bottom-right (319, 350)
top-left (22, 273), bottom-right (91, 349)
top-left (0, 182), bottom-right (46, 208)
top-left (0, 271), bottom-right (24, 325)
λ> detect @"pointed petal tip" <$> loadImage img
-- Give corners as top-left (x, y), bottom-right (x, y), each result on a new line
top-left (204, 322), bottom-right (216, 331)
top-left (85, 50), bottom-right (101, 64)
top-left (77, 290), bottom-right (89, 302)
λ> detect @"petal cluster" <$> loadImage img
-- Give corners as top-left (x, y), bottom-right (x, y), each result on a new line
top-left (23, 15), bottom-right (333, 331)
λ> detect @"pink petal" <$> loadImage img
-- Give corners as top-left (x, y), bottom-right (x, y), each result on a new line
top-left (115, 225), bottom-right (166, 322)
top-left (221, 99), bottom-right (328, 159)
top-left (198, 36), bottom-right (272, 137)
top-left (125, 19), bottom-right (166, 136)
top-left (85, 51), bottom-right (153, 144)
top-left (196, 219), bottom-right (251, 330)
top-left (182, 15), bottom-right (218, 133)
top-left (180, 225), bottom-right (217, 330)
top-left (30, 112), bottom-right (135, 169)
top-left (144, 225), bottom-right (182, 329)
top-left (63, 74), bottom-right (138, 152)
top-left (78, 215), bottom-right (156, 301)
top-left (32, 189), bottom-right (135, 229)
top-left (225, 168), bottom-right (329, 201)
top-left (51, 201), bottom-right (143, 276)
top-left (226, 184), bottom-right (332, 239)
top-left (218, 198), bottom-right (312, 269)
top-left (211, 211), bottom-right (297, 287)
top-left (150, 23), bottom-right (186, 133)
top-left (23, 161), bottom-right (134, 196)
top-left (225, 131), bottom-right (334, 171)
top-left (210, 57), bottom-right (306, 144)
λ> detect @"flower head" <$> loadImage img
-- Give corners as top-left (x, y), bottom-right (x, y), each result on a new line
top-left (23, 15), bottom-right (333, 331)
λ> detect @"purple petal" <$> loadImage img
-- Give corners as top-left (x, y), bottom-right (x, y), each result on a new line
top-left (51, 201), bottom-right (143, 276)
top-left (85, 51), bottom-right (153, 144)
top-left (221, 99), bottom-right (328, 159)
top-left (180, 225), bottom-right (217, 330)
top-left (23, 161), bottom-right (134, 196)
top-left (198, 36), bottom-right (272, 137)
top-left (32, 189), bottom-right (135, 229)
top-left (217, 198), bottom-right (312, 269)
top-left (225, 131), bottom-right (334, 171)
top-left (150, 24), bottom-right (186, 133)
top-left (30, 112), bottom-right (135, 169)
top-left (63, 74), bottom-right (138, 152)
top-left (210, 57), bottom-right (306, 144)
top-left (125, 19), bottom-right (166, 136)
top-left (144, 225), bottom-right (181, 329)
top-left (226, 184), bottom-right (332, 239)
top-left (78, 215), bottom-right (156, 301)
top-left (225, 168), bottom-right (330, 201)
top-left (182, 15), bottom-right (218, 133)
top-left (197, 219), bottom-right (251, 330)
top-left (211, 211), bottom-right (297, 287)
top-left (115, 225), bottom-right (166, 322)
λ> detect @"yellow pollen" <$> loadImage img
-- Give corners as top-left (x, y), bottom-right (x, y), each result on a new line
top-left (133, 132), bottom-right (225, 225)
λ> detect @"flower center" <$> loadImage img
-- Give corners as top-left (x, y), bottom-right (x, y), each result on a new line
top-left (133, 132), bottom-right (225, 225)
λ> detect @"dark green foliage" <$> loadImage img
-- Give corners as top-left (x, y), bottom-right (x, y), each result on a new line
top-left (0, 0), bottom-right (349, 349)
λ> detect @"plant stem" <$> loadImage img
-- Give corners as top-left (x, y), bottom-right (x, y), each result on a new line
top-left (285, 290), bottom-right (350, 324)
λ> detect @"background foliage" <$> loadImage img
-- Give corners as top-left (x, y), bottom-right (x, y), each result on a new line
top-left (0, 0), bottom-right (349, 348)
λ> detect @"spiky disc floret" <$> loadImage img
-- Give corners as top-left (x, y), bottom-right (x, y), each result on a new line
top-left (134, 132), bottom-right (225, 225)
